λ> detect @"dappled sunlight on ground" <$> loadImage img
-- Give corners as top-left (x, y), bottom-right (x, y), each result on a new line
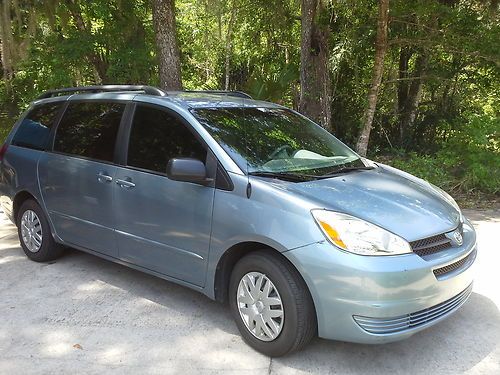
top-left (75, 279), bottom-right (119, 293)
top-left (0, 208), bottom-right (498, 374)
top-left (41, 330), bottom-right (75, 357)
top-left (0, 254), bottom-right (24, 265)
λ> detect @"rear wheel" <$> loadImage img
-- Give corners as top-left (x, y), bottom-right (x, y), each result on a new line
top-left (229, 251), bottom-right (316, 357)
top-left (17, 199), bottom-right (64, 262)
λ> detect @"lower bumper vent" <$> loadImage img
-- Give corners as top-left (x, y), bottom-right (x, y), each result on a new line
top-left (433, 249), bottom-right (476, 278)
top-left (353, 284), bottom-right (472, 334)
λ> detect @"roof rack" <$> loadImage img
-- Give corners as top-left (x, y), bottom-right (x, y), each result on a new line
top-left (37, 85), bottom-right (166, 99)
top-left (181, 90), bottom-right (253, 99)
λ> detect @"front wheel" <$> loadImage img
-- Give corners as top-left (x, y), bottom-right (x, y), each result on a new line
top-left (229, 251), bottom-right (316, 357)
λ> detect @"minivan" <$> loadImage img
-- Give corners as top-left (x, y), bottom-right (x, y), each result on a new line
top-left (0, 85), bottom-right (477, 357)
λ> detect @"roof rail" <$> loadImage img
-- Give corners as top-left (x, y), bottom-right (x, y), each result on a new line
top-left (37, 85), bottom-right (166, 99)
top-left (181, 90), bottom-right (253, 99)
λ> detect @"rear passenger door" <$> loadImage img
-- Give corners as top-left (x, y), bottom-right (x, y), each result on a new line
top-left (113, 104), bottom-right (215, 286)
top-left (38, 101), bottom-right (126, 258)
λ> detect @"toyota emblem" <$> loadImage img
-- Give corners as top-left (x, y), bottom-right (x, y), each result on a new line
top-left (453, 230), bottom-right (463, 246)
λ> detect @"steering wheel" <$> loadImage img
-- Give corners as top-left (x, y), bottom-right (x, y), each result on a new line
top-left (268, 144), bottom-right (294, 160)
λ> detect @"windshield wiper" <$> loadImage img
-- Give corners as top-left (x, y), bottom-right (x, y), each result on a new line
top-left (249, 166), bottom-right (375, 182)
top-left (319, 166), bottom-right (375, 178)
top-left (248, 171), bottom-right (314, 182)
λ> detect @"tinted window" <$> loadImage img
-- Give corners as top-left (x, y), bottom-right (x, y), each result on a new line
top-left (127, 105), bottom-right (206, 173)
top-left (54, 102), bottom-right (125, 162)
top-left (12, 103), bottom-right (62, 150)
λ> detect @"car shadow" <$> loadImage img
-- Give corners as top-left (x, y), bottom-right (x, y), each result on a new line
top-left (53, 247), bottom-right (236, 333)
top-left (52, 247), bottom-right (499, 374)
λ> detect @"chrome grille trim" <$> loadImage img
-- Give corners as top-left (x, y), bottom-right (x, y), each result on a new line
top-left (353, 284), bottom-right (472, 334)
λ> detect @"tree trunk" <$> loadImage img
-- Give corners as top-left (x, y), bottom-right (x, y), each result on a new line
top-left (489, 0), bottom-right (499, 16)
top-left (152, 0), bottom-right (183, 90)
top-left (356, 0), bottom-right (390, 157)
top-left (399, 52), bottom-right (428, 146)
top-left (299, 0), bottom-right (332, 130)
top-left (19, 9), bottom-right (37, 61)
top-left (397, 46), bottom-right (412, 115)
top-left (224, 1), bottom-right (237, 90)
top-left (0, 0), bottom-right (14, 87)
top-left (12, 0), bottom-right (22, 34)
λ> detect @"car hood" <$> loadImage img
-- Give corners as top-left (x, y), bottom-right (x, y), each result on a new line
top-left (268, 164), bottom-right (461, 242)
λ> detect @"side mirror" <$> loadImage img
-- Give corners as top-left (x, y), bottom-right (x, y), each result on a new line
top-left (166, 158), bottom-right (209, 184)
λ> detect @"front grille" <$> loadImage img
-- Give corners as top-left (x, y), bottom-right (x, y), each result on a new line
top-left (410, 222), bottom-right (464, 258)
top-left (411, 233), bottom-right (452, 257)
top-left (433, 249), bottom-right (476, 278)
top-left (353, 284), bottom-right (472, 334)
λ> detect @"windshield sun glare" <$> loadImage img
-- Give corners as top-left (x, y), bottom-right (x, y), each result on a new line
top-left (192, 107), bottom-right (365, 178)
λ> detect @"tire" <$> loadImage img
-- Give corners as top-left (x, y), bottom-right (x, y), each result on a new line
top-left (229, 251), bottom-right (316, 357)
top-left (17, 199), bottom-right (64, 262)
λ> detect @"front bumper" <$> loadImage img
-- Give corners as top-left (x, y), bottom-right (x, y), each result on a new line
top-left (284, 219), bottom-right (477, 344)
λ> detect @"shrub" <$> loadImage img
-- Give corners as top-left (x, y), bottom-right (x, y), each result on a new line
top-left (381, 114), bottom-right (499, 197)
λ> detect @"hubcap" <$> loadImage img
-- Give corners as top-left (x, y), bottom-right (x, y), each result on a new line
top-left (237, 272), bottom-right (284, 342)
top-left (20, 210), bottom-right (43, 253)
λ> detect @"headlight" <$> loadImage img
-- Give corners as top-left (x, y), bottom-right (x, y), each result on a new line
top-left (311, 210), bottom-right (412, 256)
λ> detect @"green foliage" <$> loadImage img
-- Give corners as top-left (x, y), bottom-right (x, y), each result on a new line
top-left (390, 153), bottom-right (457, 197)
top-left (388, 114), bottom-right (500, 196)
top-left (0, 123), bottom-right (9, 143)
top-left (245, 64), bottom-right (298, 105)
top-left (0, 0), bottom-right (498, 200)
top-left (0, 0), bottom-right (156, 112)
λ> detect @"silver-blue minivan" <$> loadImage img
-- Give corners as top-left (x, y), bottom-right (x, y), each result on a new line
top-left (0, 85), bottom-right (477, 356)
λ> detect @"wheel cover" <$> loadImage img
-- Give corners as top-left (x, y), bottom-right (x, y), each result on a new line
top-left (20, 210), bottom-right (43, 253)
top-left (236, 271), bottom-right (284, 342)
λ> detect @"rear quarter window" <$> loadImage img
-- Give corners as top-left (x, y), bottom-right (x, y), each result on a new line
top-left (12, 102), bottom-right (63, 150)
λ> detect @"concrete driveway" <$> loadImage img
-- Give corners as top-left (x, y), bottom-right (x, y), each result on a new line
top-left (0, 209), bottom-right (498, 374)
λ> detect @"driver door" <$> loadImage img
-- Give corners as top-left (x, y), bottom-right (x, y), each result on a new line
top-left (113, 104), bottom-right (215, 287)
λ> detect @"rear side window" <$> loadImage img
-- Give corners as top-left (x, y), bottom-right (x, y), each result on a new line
top-left (12, 103), bottom-right (62, 150)
top-left (127, 105), bottom-right (206, 174)
top-left (54, 102), bottom-right (125, 162)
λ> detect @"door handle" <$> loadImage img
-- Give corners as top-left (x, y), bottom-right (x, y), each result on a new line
top-left (116, 179), bottom-right (136, 189)
top-left (97, 172), bottom-right (113, 183)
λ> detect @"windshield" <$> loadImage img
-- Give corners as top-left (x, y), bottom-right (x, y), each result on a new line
top-left (192, 107), bottom-right (366, 177)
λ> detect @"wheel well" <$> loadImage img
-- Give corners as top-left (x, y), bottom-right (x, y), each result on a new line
top-left (13, 191), bottom-right (37, 223)
top-left (214, 242), bottom-right (301, 303)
